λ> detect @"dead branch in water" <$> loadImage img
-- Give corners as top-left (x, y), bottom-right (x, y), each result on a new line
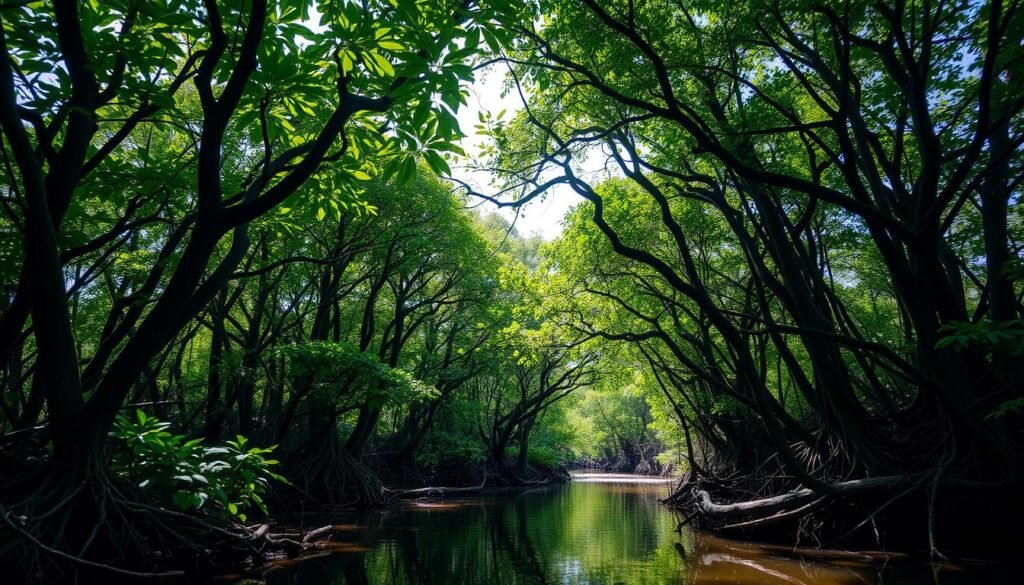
top-left (388, 477), bottom-right (488, 499)
top-left (692, 474), bottom-right (914, 522)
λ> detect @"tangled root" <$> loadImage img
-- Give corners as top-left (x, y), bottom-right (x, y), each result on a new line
top-left (286, 438), bottom-right (384, 508)
top-left (0, 461), bottom-right (275, 583)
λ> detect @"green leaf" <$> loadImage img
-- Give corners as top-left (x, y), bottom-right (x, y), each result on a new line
top-left (396, 156), bottom-right (417, 184)
top-left (423, 151), bottom-right (451, 176)
top-left (173, 491), bottom-right (193, 510)
top-left (369, 51), bottom-right (395, 76)
top-left (340, 50), bottom-right (355, 74)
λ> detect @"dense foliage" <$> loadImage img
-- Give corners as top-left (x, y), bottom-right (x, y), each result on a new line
top-left (0, 0), bottom-right (1021, 579)
top-left (482, 0), bottom-right (1024, 554)
top-left (110, 410), bottom-right (284, 522)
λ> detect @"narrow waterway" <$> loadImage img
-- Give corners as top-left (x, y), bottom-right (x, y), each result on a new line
top-left (239, 473), bottom-right (1014, 584)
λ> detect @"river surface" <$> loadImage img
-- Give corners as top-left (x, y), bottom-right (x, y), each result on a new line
top-left (237, 473), bottom-right (1014, 584)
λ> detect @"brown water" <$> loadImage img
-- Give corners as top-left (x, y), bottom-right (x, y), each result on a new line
top-left (237, 473), bottom-right (1015, 584)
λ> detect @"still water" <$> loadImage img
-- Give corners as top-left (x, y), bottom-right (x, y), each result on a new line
top-left (244, 473), bottom-right (1014, 584)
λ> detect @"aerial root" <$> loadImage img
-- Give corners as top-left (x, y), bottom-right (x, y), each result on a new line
top-left (286, 440), bottom-right (385, 508)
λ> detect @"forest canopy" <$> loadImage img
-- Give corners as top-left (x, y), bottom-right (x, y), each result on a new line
top-left (1, 0), bottom-right (1022, 581)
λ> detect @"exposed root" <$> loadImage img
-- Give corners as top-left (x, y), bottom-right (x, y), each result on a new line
top-left (0, 459), bottom-right (341, 582)
top-left (285, 438), bottom-right (384, 508)
top-left (1, 510), bottom-right (185, 580)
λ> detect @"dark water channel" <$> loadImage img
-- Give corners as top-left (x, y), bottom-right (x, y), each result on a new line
top-left (234, 473), bottom-right (1015, 584)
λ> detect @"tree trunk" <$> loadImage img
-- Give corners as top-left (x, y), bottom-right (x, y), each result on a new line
top-left (203, 291), bottom-right (229, 440)
top-left (516, 424), bottom-right (531, 475)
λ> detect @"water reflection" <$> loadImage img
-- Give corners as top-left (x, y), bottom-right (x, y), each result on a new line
top-left (246, 474), bottom-right (1013, 585)
top-left (689, 535), bottom-right (872, 585)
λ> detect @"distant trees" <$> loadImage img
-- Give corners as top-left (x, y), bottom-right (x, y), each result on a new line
top-left (481, 345), bottom-right (598, 475)
top-left (568, 366), bottom-right (663, 474)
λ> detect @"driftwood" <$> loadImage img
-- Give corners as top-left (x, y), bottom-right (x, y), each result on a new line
top-left (239, 523), bottom-right (332, 556)
top-left (388, 477), bottom-right (487, 499)
top-left (693, 475), bottom-right (911, 521)
top-left (250, 523), bottom-right (270, 541)
top-left (301, 525), bottom-right (333, 543)
top-left (718, 497), bottom-right (829, 531)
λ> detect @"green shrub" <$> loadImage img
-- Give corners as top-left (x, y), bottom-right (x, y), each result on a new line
top-left (110, 410), bottom-right (287, 522)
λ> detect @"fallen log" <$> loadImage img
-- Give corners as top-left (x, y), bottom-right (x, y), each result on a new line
top-left (388, 477), bottom-right (487, 499)
top-left (718, 497), bottom-right (828, 531)
top-left (693, 475), bottom-right (912, 520)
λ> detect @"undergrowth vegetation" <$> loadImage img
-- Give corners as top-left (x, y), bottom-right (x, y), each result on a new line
top-left (110, 411), bottom-right (285, 522)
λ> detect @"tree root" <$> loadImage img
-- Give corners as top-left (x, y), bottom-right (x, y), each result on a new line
top-left (0, 460), bottom-right (344, 582)
top-left (286, 439), bottom-right (384, 508)
top-left (1, 510), bottom-right (186, 580)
